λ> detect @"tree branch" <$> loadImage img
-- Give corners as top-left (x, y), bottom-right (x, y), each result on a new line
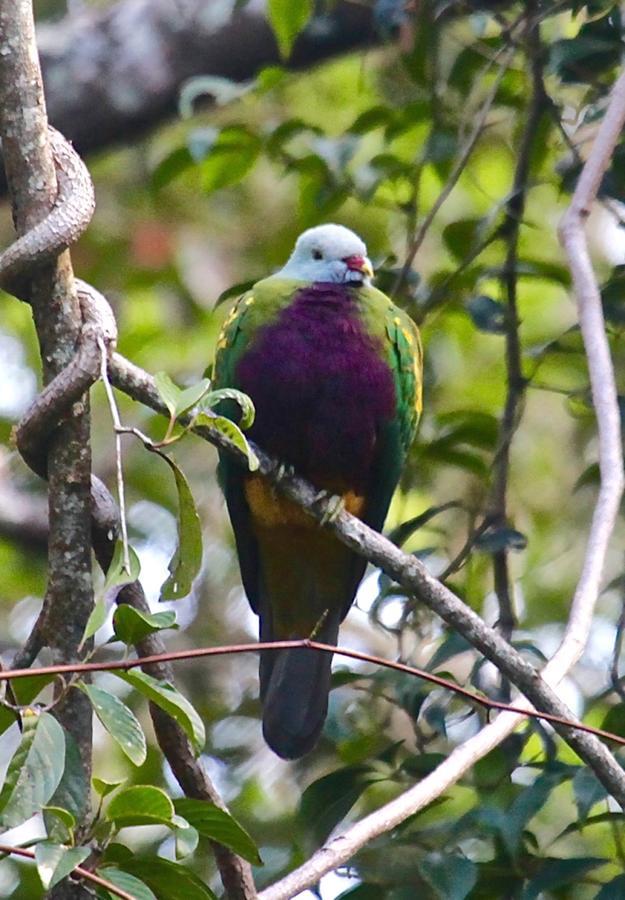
top-left (0, 0), bottom-right (95, 870)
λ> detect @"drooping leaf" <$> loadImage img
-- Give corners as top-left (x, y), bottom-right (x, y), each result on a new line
top-left (201, 388), bottom-right (255, 430)
top-left (106, 784), bottom-right (175, 828)
top-left (500, 770), bottom-right (566, 856)
top-left (159, 455), bottom-right (203, 601)
top-left (113, 669), bottom-right (205, 754)
top-left (34, 842), bottom-right (89, 891)
top-left (466, 295), bottom-right (508, 334)
top-left (80, 683), bottom-right (147, 766)
top-left (112, 606), bottom-right (177, 645)
top-left (174, 820), bottom-right (199, 859)
top-left (42, 807), bottom-right (76, 844)
top-left (572, 766), bottom-right (608, 823)
top-left (521, 856), bottom-right (606, 900)
top-left (103, 541), bottom-right (141, 594)
top-left (597, 874), bottom-right (625, 899)
top-left (45, 732), bottom-right (88, 841)
top-left (114, 858), bottom-right (216, 900)
top-left (97, 867), bottom-right (158, 900)
top-left (419, 853), bottom-right (477, 900)
top-left (0, 710), bottom-right (65, 828)
top-left (475, 526), bottom-right (527, 554)
top-left (154, 371), bottom-right (181, 417)
top-left (195, 412), bottom-right (259, 471)
top-left (174, 798), bottom-right (262, 865)
top-left (201, 126), bottom-right (262, 194)
top-left (79, 597), bottom-right (108, 649)
top-left (268, 0), bottom-right (313, 58)
top-left (299, 765), bottom-right (371, 845)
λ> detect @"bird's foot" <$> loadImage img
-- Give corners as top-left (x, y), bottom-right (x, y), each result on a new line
top-left (274, 462), bottom-right (296, 483)
top-left (314, 490), bottom-right (345, 525)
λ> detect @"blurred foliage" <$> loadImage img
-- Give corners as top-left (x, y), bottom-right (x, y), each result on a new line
top-left (2, 0), bottom-right (625, 897)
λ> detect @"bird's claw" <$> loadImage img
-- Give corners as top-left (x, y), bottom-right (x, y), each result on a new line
top-left (275, 462), bottom-right (296, 482)
top-left (315, 490), bottom-right (345, 525)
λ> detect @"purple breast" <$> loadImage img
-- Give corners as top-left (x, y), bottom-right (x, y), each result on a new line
top-left (235, 283), bottom-right (396, 490)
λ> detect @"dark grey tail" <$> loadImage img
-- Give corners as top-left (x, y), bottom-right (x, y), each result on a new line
top-left (259, 614), bottom-right (339, 760)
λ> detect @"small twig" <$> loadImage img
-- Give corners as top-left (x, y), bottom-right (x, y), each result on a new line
top-left (611, 574), bottom-right (625, 704)
top-left (98, 336), bottom-right (131, 575)
top-left (0, 843), bottom-right (134, 900)
top-left (392, 42), bottom-right (515, 297)
top-left (2, 638), bottom-right (625, 750)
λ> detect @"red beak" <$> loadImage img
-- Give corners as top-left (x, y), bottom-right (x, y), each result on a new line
top-left (343, 255), bottom-right (373, 278)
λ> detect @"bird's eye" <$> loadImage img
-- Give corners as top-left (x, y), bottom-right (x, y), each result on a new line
top-left (312, 249), bottom-right (323, 260)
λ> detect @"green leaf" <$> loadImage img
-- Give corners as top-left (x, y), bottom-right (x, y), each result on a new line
top-left (79, 597), bottom-right (108, 650)
top-left (35, 842), bottom-right (89, 891)
top-left (500, 770), bottom-right (565, 855)
top-left (80, 683), bottom-right (147, 766)
top-left (195, 413), bottom-right (259, 471)
top-left (174, 378), bottom-right (211, 418)
top-left (174, 820), bottom-right (199, 859)
top-left (154, 371), bottom-right (181, 417)
top-left (0, 674), bottom-right (55, 738)
top-left (106, 784), bottom-right (174, 828)
top-left (521, 857), bottom-right (606, 900)
top-left (93, 777), bottom-right (125, 799)
top-left (466, 295), bottom-right (507, 334)
top-left (0, 710), bottom-right (65, 828)
top-left (151, 146), bottom-right (194, 191)
top-left (114, 669), bottom-right (205, 754)
top-left (159, 456), bottom-right (203, 601)
top-left (42, 807), bottom-right (76, 844)
top-left (103, 541), bottom-right (141, 594)
top-left (114, 858), bottom-right (216, 900)
top-left (420, 853), bottom-right (477, 900)
top-left (267, 0), bottom-right (313, 58)
top-left (174, 798), bottom-right (262, 865)
top-left (299, 765), bottom-right (371, 845)
top-left (201, 388), bottom-right (255, 430)
top-left (572, 766), bottom-right (608, 823)
top-left (598, 874), bottom-right (625, 899)
top-left (45, 732), bottom-right (88, 841)
top-left (112, 606), bottom-right (177, 645)
top-left (201, 126), bottom-right (261, 194)
top-left (475, 526), bottom-right (527, 554)
top-left (97, 867), bottom-right (157, 900)
top-left (214, 280), bottom-right (256, 307)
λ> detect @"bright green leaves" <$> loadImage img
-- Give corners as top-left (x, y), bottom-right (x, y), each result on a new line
top-left (158, 455), bottom-right (203, 601)
top-left (174, 798), bottom-right (262, 864)
top-left (103, 858), bottom-right (217, 900)
top-left (96, 867), bottom-right (158, 900)
top-left (80, 683), bottom-right (147, 766)
top-left (268, 0), bottom-right (313, 58)
top-left (112, 606), bottom-right (177, 644)
top-left (34, 842), bottom-right (89, 891)
top-left (0, 710), bottom-right (65, 828)
top-left (194, 413), bottom-right (259, 472)
top-left (114, 669), bottom-right (205, 754)
top-left (106, 784), bottom-right (174, 828)
top-left (150, 372), bottom-right (258, 599)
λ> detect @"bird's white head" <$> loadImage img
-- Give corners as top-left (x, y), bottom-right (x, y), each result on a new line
top-left (277, 224), bottom-right (374, 285)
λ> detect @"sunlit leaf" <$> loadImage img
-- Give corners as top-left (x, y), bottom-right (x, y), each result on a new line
top-left (268, 0), bottom-right (313, 58)
top-left (112, 606), bottom-right (177, 645)
top-left (35, 842), bottom-right (89, 891)
top-left (174, 798), bottom-right (262, 865)
top-left (195, 412), bottom-right (259, 471)
top-left (113, 669), bottom-right (205, 754)
top-left (159, 456), bottom-right (203, 601)
top-left (80, 683), bottom-right (147, 766)
top-left (106, 784), bottom-right (174, 828)
top-left (0, 711), bottom-right (65, 828)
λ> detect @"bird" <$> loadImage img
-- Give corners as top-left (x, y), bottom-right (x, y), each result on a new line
top-left (213, 224), bottom-right (422, 759)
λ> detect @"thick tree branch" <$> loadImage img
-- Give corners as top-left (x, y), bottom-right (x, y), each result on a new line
top-left (32, 0), bottom-right (375, 160)
top-left (0, 0), bottom-right (95, 871)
